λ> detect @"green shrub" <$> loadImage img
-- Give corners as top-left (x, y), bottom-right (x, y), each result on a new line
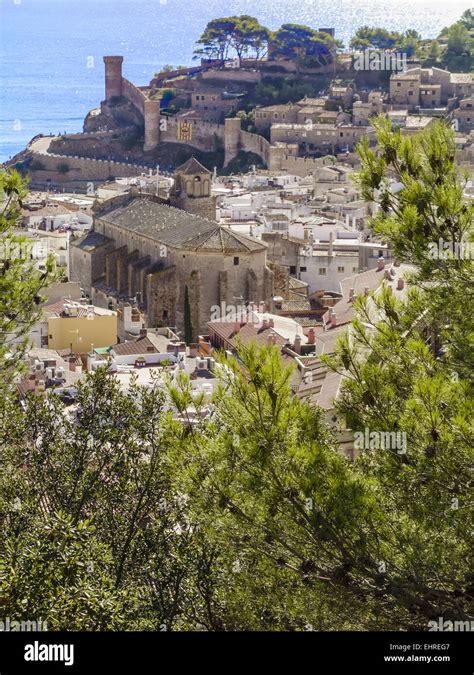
top-left (30, 159), bottom-right (45, 171)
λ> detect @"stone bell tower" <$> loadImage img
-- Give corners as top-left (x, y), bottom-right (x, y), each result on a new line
top-left (171, 156), bottom-right (216, 221)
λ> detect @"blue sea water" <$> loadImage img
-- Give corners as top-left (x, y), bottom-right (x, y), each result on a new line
top-left (0, 0), bottom-right (472, 162)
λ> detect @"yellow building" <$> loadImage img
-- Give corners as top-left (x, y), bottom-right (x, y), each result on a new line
top-left (45, 300), bottom-right (117, 353)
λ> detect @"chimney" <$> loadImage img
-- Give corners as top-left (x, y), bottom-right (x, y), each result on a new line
top-left (364, 286), bottom-right (370, 296)
top-left (268, 319), bottom-right (274, 329)
top-left (232, 320), bottom-right (241, 335)
top-left (397, 278), bottom-right (405, 290)
top-left (267, 331), bottom-right (277, 346)
top-left (308, 328), bottom-right (316, 344)
top-left (377, 257), bottom-right (385, 271)
top-left (328, 231), bottom-right (334, 257)
top-left (293, 334), bottom-right (302, 354)
top-left (139, 328), bottom-right (147, 338)
top-left (330, 310), bottom-right (337, 328)
top-left (349, 287), bottom-right (355, 302)
top-left (273, 296), bottom-right (283, 310)
top-left (69, 356), bottom-right (76, 372)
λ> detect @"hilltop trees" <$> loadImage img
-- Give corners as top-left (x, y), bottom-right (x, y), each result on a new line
top-left (271, 24), bottom-right (340, 67)
top-left (350, 27), bottom-right (423, 59)
top-left (195, 16), bottom-right (270, 63)
top-left (438, 10), bottom-right (473, 70)
top-left (194, 18), bottom-right (340, 67)
top-left (350, 26), bottom-right (404, 51)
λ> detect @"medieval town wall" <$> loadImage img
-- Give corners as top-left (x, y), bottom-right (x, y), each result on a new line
top-left (239, 129), bottom-right (271, 164)
top-left (121, 78), bottom-right (147, 116)
top-left (28, 149), bottom-right (149, 184)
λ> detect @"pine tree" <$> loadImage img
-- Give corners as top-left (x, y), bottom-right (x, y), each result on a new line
top-left (0, 170), bottom-right (57, 386)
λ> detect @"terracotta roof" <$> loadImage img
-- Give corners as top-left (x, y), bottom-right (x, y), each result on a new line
top-left (43, 299), bottom-right (114, 319)
top-left (208, 320), bottom-right (287, 350)
top-left (112, 336), bottom-right (159, 356)
top-left (43, 300), bottom-right (89, 318)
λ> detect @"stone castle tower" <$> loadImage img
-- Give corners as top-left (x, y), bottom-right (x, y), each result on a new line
top-left (171, 157), bottom-right (216, 221)
top-left (103, 56), bottom-right (161, 152)
top-left (103, 55), bottom-right (124, 100)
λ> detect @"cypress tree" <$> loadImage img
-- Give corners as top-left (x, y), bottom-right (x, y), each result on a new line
top-left (183, 285), bottom-right (193, 344)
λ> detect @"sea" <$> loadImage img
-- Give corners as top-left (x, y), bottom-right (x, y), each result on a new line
top-left (0, 0), bottom-right (472, 162)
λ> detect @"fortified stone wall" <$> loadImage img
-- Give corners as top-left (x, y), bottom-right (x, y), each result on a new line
top-left (61, 128), bottom-right (136, 142)
top-left (160, 117), bottom-right (224, 152)
top-left (239, 129), bottom-right (271, 165)
top-left (272, 153), bottom-right (327, 177)
top-left (121, 78), bottom-right (147, 116)
top-left (28, 149), bottom-right (149, 184)
top-left (200, 69), bottom-right (262, 85)
top-left (224, 118), bottom-right (270, 167)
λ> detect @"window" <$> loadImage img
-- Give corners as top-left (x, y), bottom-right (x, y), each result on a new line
top-left (337, 266), bottom-right (345, 273)
top-left (300, 266), bottom-right (307, 272)
top-left (290, 266), bottom-right (296, 275)
top-left (233, 257), bottom-right (239, 266)
top-left (162, 310), bottom-right (168, 320)
top-left (353, 266), bottom-right (358, 273)
top-left (319, 268), bottom-right (326, 275)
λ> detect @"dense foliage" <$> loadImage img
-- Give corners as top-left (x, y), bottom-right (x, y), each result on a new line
top-left (0, 170), bottom-right (57, 387)
top-left (0, 121), bottom-right (472, 631)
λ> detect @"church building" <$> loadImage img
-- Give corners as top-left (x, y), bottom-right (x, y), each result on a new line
top-left (70, 193), bottom-right (274, 338)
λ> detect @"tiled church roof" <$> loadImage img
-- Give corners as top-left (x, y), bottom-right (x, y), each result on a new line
top-left (99, 198), bottom-right (266, 253)
top-left (175, 156), bottom-right (211, 175)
